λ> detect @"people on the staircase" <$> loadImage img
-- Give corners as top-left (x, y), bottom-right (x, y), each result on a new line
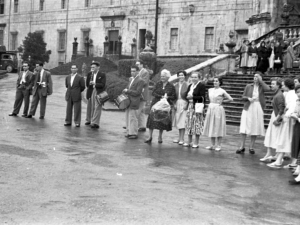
top-left (240, 40), bottom-right (249, 74)
top-left (268, 42), bottom-right (275, 73)
top-left (260, 77), bottom-right (285, 162)
top-left (236, 72), bottom-right (270, 155)
top-left (274, 41), bottom-right (283, 75)
top-left (257, 41), bottom-right (271, 75)
top-left (247, 41), bottom-right (257, 74)
top-left (284, 41), bottom-right (295, 75)
top-left (202, 77), bottom-right (233, 151)
top-left (289, 84), bottom-right (300, 184)
top-left (267, 78), bottom-right (297, 168)
top-left (183, 72), bottom-right (206, 148)
top-left (172, 71), bottom-right (189, 145)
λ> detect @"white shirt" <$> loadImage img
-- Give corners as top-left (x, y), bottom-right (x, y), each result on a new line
top-left (70, 73), bottom-right (77, 86)
top-left (93, 71), bottom-right (98, 83)
top-left (188, 81), bottom-right (200, 96)
top-left (40, 69), bottom-right (45, 82)
top-left (20, 71), bottom-right (27, 84)
top-left (129, 76), bottom-right (137, 89)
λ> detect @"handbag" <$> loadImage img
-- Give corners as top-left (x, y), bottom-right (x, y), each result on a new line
top-left (274, 59), bottom-right (281, 64)
top-left (96, 91), bottom-right (109, 105)
top-left (195, 97), bottom-right (204, 113)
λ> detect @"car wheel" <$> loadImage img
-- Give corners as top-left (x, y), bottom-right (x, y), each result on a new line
top-left (6, 65), bottom-right (13, 73)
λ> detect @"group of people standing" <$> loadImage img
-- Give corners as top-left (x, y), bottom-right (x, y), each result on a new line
top-left (240, 40), bottom-right (296, 75)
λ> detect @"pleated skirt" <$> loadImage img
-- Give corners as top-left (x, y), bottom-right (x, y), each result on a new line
top-left (203, 103), bottom-right (226, 137)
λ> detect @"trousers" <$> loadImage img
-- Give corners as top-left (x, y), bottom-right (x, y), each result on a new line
top-left (126, 108), bottom-right (139, 135)
top-left (12, 87), bottom-right (30, 115)
top-left (86, 89), bottom-right (102, 126)
top-left (29, 88), bottom-right (47, 117)
top-left (65, 98), bottom-right (82, 124)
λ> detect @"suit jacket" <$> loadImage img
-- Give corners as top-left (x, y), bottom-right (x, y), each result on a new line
top-left (138, 68), bottom-right (150, 101)
top-left (86, 70), bottom-right (106, 99)
top-left (186, 82), bottom-right (206, 107)
top-left (65, 73), bottom-right (85, 102)
top-left (32, 69), bottom-right (53, 97)
top-left (272, 89), bottom-right (285, 117)
top-left (16, 70), bottom-right (34, 90)
top-left (126, 76), bottom-right (145, 110)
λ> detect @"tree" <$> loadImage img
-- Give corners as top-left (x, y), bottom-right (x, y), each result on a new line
top-left (18, 32), bottom-right (51, 69)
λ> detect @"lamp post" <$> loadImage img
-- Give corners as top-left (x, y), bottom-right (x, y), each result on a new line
top-left (154, 0), bottom-right (159, 54)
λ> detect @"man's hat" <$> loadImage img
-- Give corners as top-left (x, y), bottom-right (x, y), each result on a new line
top-left (91, 61), bottom-right (100, 66)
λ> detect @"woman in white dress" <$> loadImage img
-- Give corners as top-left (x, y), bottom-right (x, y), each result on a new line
top-left (236, 72), bottom-right (270, 154)
top-left (247, 41), bottom-right (257, 74)
top-left (173, 71), bottom-right (188, 145)
top-left (203, 77), bottom-right (233, 151)
top-left (240, 40), bottom-right (249, 74)
top-left (268, 78), bottom-right (297, 168)
top-left (268, 42), bottom-right (275, 72)
top-left (260, 77), bottom-right (285, 162)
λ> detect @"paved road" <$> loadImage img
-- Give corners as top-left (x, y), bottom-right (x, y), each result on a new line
top-left (0, 74), bottom-right (300, 225)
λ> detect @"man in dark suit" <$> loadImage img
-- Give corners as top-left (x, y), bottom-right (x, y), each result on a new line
top-left (123, 65), bottom-right (145, 139)
top-left (85, 61), bottom-right (106, 129)
top-left (26, 62), bottom-right (53, 119)
top-left (64, 65), bottom-right (85, 127)
top-left (9, 61), bottom-right (35, 117)
top-left (136, 60), bottom-right (150, 132)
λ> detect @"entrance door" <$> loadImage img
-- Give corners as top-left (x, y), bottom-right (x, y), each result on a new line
top-left (108, 30), bottom-right (119, 54)
top-left (139, 29), bottom-right (146, 52)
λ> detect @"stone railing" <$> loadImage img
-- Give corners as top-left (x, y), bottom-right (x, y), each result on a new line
top-left (168, 54), bottom-right (237, 83)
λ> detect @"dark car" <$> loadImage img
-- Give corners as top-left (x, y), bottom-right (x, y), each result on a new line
top-left (0, 52), bottom-right (18, 72)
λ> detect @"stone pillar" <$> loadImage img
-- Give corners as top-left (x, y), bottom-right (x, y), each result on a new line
top-left (71, 38), bottom-right (78, 61)
top-left (85, 37), bottom-right (90, 57)
top-left (225, 31), bottom-right (236, 54)
top-left (117, 35), bottom-right (122, 57)
top-left (131, 38), bottom-right (137, 58)
top-left (103, 36), bottom-right (109, 56)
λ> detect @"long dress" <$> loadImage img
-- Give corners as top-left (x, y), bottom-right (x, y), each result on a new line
top-left (173, 83), bottom-right (188, 129)
top-left (146, 81), bottom-right (176, 131)
top-left (203, 88), bottom-right (232, 137)
top-left (240, 44), bottom-right (248, 68)
top-left (269, 46), bottom-right (275, 69)
top-left (285, 46), bottom-right (295, 69)
top-left (276, 90), bottom-right (297, 153)
top-left (240, 85), bottom-right (265, 136)
top-left (247, 46), bottom-right (257, 68)
top-left (185, 82), bottom-right (205, 136)
top-left (257, 47), bottom-right (270, 73)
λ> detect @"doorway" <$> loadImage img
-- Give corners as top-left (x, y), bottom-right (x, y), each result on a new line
top-left (108, 30), bottom-right (119, 54)
top-left (139, 29), bottom-right (146, 52)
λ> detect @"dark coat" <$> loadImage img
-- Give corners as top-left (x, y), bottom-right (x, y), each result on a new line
top-left (126, 76), bottom-right (145, 110)
top-left (242, 81), bottom-right (270, 110)
top-left (86, 71), bottom-right (106, 99)
top-left (32, 70), bottom-right (53, 97)
top-left (186, 82), bottom-right (206, 107)
top-left (65, 74), bottom-right (86, 102)
top-left (272, 88), bottom-right (285, 117)
top-left (274, 45), bottom-right (283, 61)
top-left (16, 70), bottom-right (34, 90)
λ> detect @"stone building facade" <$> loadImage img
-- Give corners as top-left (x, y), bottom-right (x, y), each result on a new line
top-left (0, 0), bottom-right (262, 69)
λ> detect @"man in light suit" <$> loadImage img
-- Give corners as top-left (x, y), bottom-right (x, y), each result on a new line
top-left (85, 61), bottom-right (106, 129)
top-left (64, 65), bottom-right (85, 127)
top-left (123, 65), bottom-right (145, 139)
top-left (26, 62), bottom-right (53, 119)
top-left (136, 60), bottom-right (150, 132)
top-left (9, 62), bottom-right (35, 117)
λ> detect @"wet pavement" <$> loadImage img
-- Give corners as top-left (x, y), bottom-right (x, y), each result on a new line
top-left (0, 74), bottom-right (300, 225)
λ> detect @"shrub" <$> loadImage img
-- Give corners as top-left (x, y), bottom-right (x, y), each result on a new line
top-left (106, 71), bottom-right (129, 101)
top-left (118, 59), bottom-right (137, 78)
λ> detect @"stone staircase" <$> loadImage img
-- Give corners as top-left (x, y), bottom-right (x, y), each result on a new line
top-left (207, 68), bottom-right (300, 127)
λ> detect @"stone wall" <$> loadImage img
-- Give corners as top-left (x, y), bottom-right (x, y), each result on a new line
top-left (0, 0), bottom-right (254, 69)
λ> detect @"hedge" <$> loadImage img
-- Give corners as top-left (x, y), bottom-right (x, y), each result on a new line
top-left (118, 59), bottom-right (137, 78)
top-left (106, 71), bottom-right (129, 101)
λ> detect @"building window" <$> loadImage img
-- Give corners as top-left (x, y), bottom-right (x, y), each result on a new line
top-left (0, 30), bottom-right (4, 46)
top-left (58, 31), bottom-right (66, 51)
top-left (11, 33), bottom-right (18, 51)
top-left (85, 0), bottom-right (91, 7)
top-left (61, 0), bottom-right (66, 9)
top-left (204, 27), bottom-right (214, 51)
top-left (0, 0), bottom-right (4, 14)
top-left (14, 0), bottom-right (19, 13)
top-left (170, 28), bottom-right (178, 50)
top-left (40, 0), bottom-right (44, 11)
top-left (82, 30), bottom-right (90, 50)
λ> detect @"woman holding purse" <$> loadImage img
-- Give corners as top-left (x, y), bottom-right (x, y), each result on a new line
top-left (183, 72), bottom-right (206, 148)
top-left (173, 71), bottom-right (188, 145)
top-left (203, 77), bottom-right (233, 151)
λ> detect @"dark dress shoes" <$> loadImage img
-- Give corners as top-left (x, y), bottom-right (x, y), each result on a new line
top-left (9, 113), bottom-right (17, 116)
top-left (144, 138), bottom-right (152, 143)
top-left (91, 124), bottom-right (99, 129)
top-left (39, 116), bottom-right (44, 119)
top-left (128, 135), bottom-right (138, 139)
top-left (75, 124), bottom-right (80, 127)
top-left (289, 180), bottom-right (300, 185)
top-left (138, 127), bottom-right (146, 132)
top-left (236, 148), bottom-right (245, 154)
top-left (249, 149), bottom-right (255, 154)
top-left (26, 115), bottom-right (33, 118)
top-left (64, 123), bottom-right (71, 126)
top-left (123, 126), bottom-right (126, 129)
top-left (21, 114), bottom-right (27, 117)
top-left (85, 122), bottom-right (91, 125)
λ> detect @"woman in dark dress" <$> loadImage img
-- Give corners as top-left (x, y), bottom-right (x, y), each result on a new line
top-left (145, 69), bottom-right (176, 143)
top-left (257, 41), bottom-right (271, 74)
top-left (274, 41), bottom-right (283, 74)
